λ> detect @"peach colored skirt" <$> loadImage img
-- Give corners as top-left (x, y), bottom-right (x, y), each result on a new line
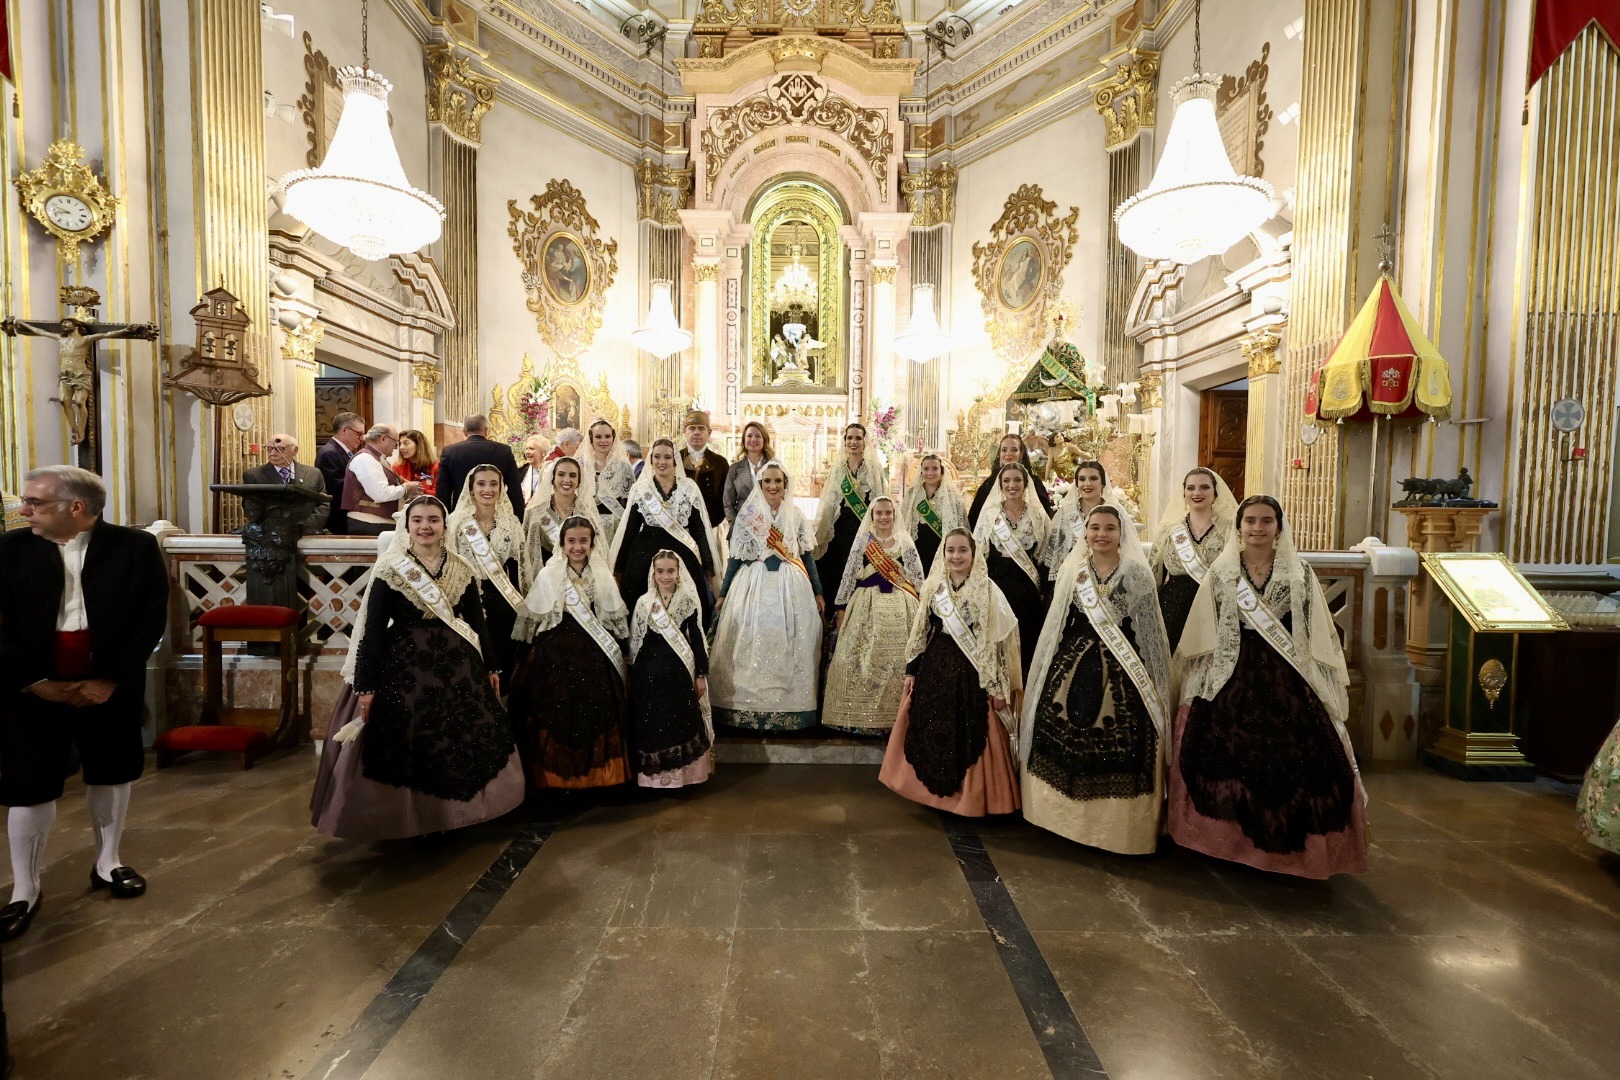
top-left (879, 688), bottom-right (1022, 817)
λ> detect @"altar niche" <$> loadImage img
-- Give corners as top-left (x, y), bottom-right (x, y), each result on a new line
top-left (749, 179), bottom-right (845, 391)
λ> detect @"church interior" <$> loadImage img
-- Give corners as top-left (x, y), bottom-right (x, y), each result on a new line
top-left (2, 0), bottom-right (1620, 1077)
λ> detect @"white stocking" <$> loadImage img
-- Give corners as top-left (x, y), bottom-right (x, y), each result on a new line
top-left (86, 783), bottom-right (131, 878)
top-left (8, 802), bottom-right (57, 906)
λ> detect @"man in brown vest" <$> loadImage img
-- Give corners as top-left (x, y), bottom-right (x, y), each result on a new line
top-left (341, 423), bottom-right (421, 535)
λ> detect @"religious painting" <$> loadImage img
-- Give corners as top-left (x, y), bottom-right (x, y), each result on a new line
top-left (541, 234), bottom-right (590, 307)
top-left (552, 385), bottom-right (582, 432)
top-left (997, 238), bottom-right (1044, 312)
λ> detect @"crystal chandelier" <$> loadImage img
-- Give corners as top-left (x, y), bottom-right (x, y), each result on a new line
top-left (772, 236), bottom-right (818, 312)
top-left (276, 0), bottom-right (444, 261)
top-left (892, 284), bottom-right (953, 362)
top-left (630, 280), bottom-right (692, 359)
top-left (1113, 0), bottom-right (1275, 264)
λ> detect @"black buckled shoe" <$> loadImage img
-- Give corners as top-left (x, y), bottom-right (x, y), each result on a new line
top-left (89, 866), bottom-right (146, 898)
top-left (0, 896), bottom-right (40, 941)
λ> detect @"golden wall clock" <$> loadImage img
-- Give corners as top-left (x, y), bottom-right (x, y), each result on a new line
top-left (13, 139), bottom-right (118, 264)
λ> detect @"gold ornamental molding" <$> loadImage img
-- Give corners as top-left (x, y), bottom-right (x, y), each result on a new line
top-left (297, 32), bottom-right (341, 169)
top-left (871, 265), bottom-right (897, 285)
top-left (13, 140), bottom-right (119, 265)
top-left (1217, 42), bottom-right (1273, 177)
top-left (278, 318), bottom-right (325, 367)
top-left (1137, 369), bottom-right (1163, 409)
top-left (425, 45), bottom-right (499, 147)
top-left (635, 158), bottom-right (695, 227)
top-left (901, 163), bottom-right (958, 228)
top-left (507, 180), bottom-right (619, 360)
top-left (970, 184), bottom-right (1080, 362)
top-left (412, 361), bottom-right (442, 400)
top-left (693, 2), bottom-right (904, 59)
top-left (488, 353), bottom-right (629, 443)
top-left (1093, 49), bottom-right (1160, 151)
top-left (1243, 328), bottom-right (1282, 377)
top-left (693, 262), bottom-right (720, 283)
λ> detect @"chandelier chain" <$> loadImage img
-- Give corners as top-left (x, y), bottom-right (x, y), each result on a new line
top-left (1193, 0), bottom-right (1202, 75)
top-left (361, 0), bottom-right (370, 71)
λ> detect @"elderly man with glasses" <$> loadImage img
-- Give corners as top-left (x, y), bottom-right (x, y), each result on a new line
top-left (243, 434), bottom-right (329, 534)
top-left (340, 423), bottom-right (422, 535)
top-left (315, 412), bottom-right (367, 534)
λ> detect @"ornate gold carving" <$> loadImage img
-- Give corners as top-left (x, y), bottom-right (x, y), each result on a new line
top-left (1093, 49), bottom-right (1160, 150)
top-left (948, 364), bottom-right (1025, 477)
top-left (1137, 369), bottom-right (1163, 409)
top-left (901, 163), bottom-right (958, 228)
top-left (1218, 42), bottom-right (1272, 177)
top-left (700, 74), bottom-right (893, 200)
top-left (297, 31), bottom-right (341, 169)
top-left (970, 185), bottom-right (1080, 362)
top-left (769, 36), bottom-right (830, 66)
top-left (1478, 658), bottom-right (1507, 709)
top-left (412, 361), bottom-right (442, 400)
top-left (871, 265), bottom-right (897, 285)
top-left (507, 181), bottom-right (619, 360)
top-left (1243, 329), bottom-right (1282, 377)
top-left (488, 353), bottom-right (626, 443)
top-left (425, 45), bottom-right (498, 146)
top-left (634, 158), bottom-right (695, 226)
top-left (698, 0), bottom-right (760, 26)
top-left (279, 318), bottom-right (325, 366)
top-left (693, 262), bottom-right (720, 283)
top-left (749, 184), bottom-right (845, 387)
top-left (833, 0), bottom-right (902, 28)
top-left (13, 140), bottom-right (118, 265)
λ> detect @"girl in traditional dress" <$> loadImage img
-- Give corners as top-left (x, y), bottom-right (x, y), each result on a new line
top-left (1021, 506), bottom-right (1173, 854)
top-left (709, 462), bottom-right (825, 730)
top-left (967, 434), bottom-right (1055, 526)
top-left (900, 452), bottom-right (967, 574)
top-left (879, 528), bottom-right (1022, 816)
top-left (823, 497), bottom-right (925, 735)
top-left (974, 462), bottom-right (1050, 671)
top-left (519, 456), bottom-right (604, 581)
top-left (1042, 460), bottom-right (1112, 580)
top-left (1150, 467), bottom-right (1238, 651)
top-left (722, 421), bottom-right (774, 526)
top-left (1577, 716), bottom-right (1620, 854)
top-left (587, 419), bottom-right (636, 540)
top-left (447, 465), bottom-right (526, 688)
top-left (508, 516), bottom-right (631, 789)
top-left (610, 438), bottom-right (721, 625)
top-left (1170, 495), bottom-right (1369, 878)
top-left (628, 551), bottom-right (713, 789)
top-left (813, 423), bottom-right (887, 605)
top-left (312, 497), bottom-right (524, 840)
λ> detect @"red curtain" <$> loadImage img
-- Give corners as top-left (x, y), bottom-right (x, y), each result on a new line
top-left (1528, 0), bottom-right (1620, 89)
top-left (0, 7), bottom-right (12, 84)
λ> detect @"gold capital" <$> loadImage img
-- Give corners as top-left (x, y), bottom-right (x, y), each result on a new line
top-left (279, 318), bottom-right (325, 366)
top-left (1242, 328), bottom-right (1282, 377)
top-left (693, 262), bottom-right (720, 283)
top-left (902, 163), bottom-right (958, 228)
top-left (1093, 50), bottom-right (1160, 150)
top-left (872, 265), bottom-right (898, 285)
top-left (412, 360), bottom-right (443, 400)
top-left (425, 45), bottom-right (498, 146)
top-left (1136, 369), bottom-right (1163, 409)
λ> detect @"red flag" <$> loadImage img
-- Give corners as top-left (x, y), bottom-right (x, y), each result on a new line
top-left (1528, 0), bottom-right (1620, 89)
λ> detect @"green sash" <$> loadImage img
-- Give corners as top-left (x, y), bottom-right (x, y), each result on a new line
top-left (915, 496), bottom-right (943, 538)
top-left (840, 471), bottom-right (869, 520)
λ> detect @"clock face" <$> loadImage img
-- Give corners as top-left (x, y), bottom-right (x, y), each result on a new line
top-left (44, 194), bottom-right (94, 233)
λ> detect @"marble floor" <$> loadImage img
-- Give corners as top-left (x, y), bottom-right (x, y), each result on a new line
top-left (3, 755), bottom-right (1617, 1080)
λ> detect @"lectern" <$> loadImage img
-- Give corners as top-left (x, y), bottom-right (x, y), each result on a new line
top-left (211, 483), bottom-right (330, 611)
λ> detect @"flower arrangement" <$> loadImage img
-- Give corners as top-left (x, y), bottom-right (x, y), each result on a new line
top-left (505, 373), bottom-right (555, 449)
top-left (868, 398), bottom-right (907, 459)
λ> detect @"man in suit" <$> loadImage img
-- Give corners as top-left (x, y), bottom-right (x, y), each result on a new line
top-left (437, 413), bottom-right (524, 516)
top-left (0, 466), bottom-right (171, 941)
top-left (313, 411), bottom-right (365, 534)
top-left (680, 410), bottom-right (729, 527)
top-left (243, 433), bottom-right (329, 534)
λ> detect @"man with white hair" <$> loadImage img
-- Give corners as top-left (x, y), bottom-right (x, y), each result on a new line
top-left (244, 433), bottom-right (329, 534)
top-left (0, 466), bottom-right (171, 940)
top-left (545, 427), bottom-right (584, 463)
top-left (340, 423), bottom-right (422, 535)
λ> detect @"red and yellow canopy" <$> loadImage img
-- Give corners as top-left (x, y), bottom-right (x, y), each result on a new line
top-left (1312, 274), bottom-right (1452, 422)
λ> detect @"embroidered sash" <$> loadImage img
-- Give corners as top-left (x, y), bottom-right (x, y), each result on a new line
top-left (915, 495), bottom-right (943, 538)
top-left (458, 520), bottom-right (525, 612)
top-left (863, 539), bottom-right (919, 599)
top-left (840, 471), bottom-right (869, 521)
top-left (1169, 522), bottom-right (1211, 584)
top-left (388, 554), bottom-right (482, 655)
top-left (1073, 570), bottom-right (1168, 736)
top-left (767, 524), bottom-right (810, 579)
top-left (637, 488), bottom-right (703, 563)
top-left (991, 514), bottom-right (1042, 587)
top-left (1234, 573), bottom-right (1313, 685)
top-left (647, 600), bottom-right (696, 680)
top-left (933, 583), bottom-right (1015, 733)
top-left (564, 579), bottom-right (626, 679)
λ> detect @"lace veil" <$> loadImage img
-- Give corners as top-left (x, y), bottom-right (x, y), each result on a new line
top-left (516, 515), bottom-right (628, 640)
top-left (342, 498), bottom-right (474, 680)
top-left (587, 422), bottom-right (635, 498)
top-left (628, 548), bottom-right (703, 661)
top-left (607, 459), bottom-right (724, 574)
top-left (833, 495), bottom-right (926, 606)
top-left (446, 465), bottom-right (525, 580)
top-left (899, 453), bottom-right (967, 555)
top-left (903, 531), bottom-right (1021, 705)
top-left (520, 456), bottom-right (603, 583)
top-left (1149, 466), bottom-right (1239, 578)
top-left (972, 462), bottom-right (1051, 555)
top-left (729, 460), bottom-right (814, 563)
top-left (813, 439), bottom-right (889, 556)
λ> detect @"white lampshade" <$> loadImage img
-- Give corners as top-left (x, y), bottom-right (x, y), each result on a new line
top-left (630, 279), bottom-right (692, 359)
top-left (1113, 73), bottom-right (1275, 264)
top-left (279, 68), bottom-right (445, 261)
top-left (891, 283), bottom-right (953, 362)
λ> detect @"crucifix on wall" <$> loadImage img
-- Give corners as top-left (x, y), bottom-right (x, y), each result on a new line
top-left (1, 286), bottom-right (159, 473)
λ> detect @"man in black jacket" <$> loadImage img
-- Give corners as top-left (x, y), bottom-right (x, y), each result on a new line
top-left (437, 413), bottom-right (524, 516)
top-left (0, 467), bottom-right (171, 941)
top-left (313, 411), bottom-right (365, 534)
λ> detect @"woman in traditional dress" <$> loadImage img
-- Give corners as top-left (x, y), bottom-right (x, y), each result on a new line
top-left (813, 424), bottom-right (887, 606)
top-left (610, 438), bottom-right (721, 625)
top-left (1170, 495), bottom-right (1368, 878)
top-left (823, 496), bottom-right (925, 735)
top-left (628, 551), bottom-right (713, 788)
top-left (446, 465), bottom-right (526, 688)
top-left (967, 433), bottom-right (1054, 526)
top-left (722, 420), bottom-right (774, 526)
top-left (900, 452), bottom-right (967, 574)
top-left (1577, 716), bottom-right (1620, 855)
top-left (879, 528), bottom-right (1022, 816)
top-left (1020, 506), bottom-right (1173, 854)
top-left (508, 516), bottom-right (631, 789)
top-left (586, 419), bottom-right (636, 540)
top-left (312, 497), bottom-right (524, 840)
top-left (974, 462), bottom-right (1050, 671)
top-left (709, 461), bottom-right (825, 730)
top-left (520, 456), bottom-right (604, 582)
top-left (1150, 467), bottom-right (1238, 651)
top-left (1042, 460), bottom-right (1112, 581)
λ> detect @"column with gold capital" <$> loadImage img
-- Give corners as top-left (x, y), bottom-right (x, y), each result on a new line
top-left (692, 262), bottom-right (721, 412)
top-left (412, 362), bottom-right (443, 436)
top-left (870, 265), bottom-right (898, 402)
top-left (279, 320), bottom-right (325, 460)
top-left (1093, 48), bottom-right (1158, 387)
top-left (1241, 327), bottom-right (1285, 497)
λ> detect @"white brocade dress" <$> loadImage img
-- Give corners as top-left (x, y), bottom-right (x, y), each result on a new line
top-left (708, 546), bottom-right (823, 731)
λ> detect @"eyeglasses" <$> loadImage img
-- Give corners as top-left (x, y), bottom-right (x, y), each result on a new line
top-left (18, 497), bottom-right (67, 509)
top-left (267, 444), bottom-right (293, 453)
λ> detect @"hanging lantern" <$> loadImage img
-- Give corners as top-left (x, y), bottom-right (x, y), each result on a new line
top-left (891, 283), bottom-right (953, 362)
top-left (630, 280), bottom-right (693, 360)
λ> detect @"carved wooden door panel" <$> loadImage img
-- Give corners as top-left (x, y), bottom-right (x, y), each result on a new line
top-left (315, 375), bottom-right (373, 449)
top-left (1198, 389), bottom-right (1248, 500)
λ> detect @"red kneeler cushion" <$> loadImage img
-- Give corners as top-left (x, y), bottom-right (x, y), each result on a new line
top-left (155, 726), bottom-right (271, 754)
top-left (198, 605), bottom-right (300, 629)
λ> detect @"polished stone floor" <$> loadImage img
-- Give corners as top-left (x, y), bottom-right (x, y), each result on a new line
top-left (3, 755), bottom-right (1617, 1080)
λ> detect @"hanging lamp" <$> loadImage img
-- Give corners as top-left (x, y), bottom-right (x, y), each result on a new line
top-left (1113, 0), bottom-right (1274, 264)
top-left (892, 283), bottom-right (953, 362)
top-left (631, 29), bottom-right (693, 359)
top-left (276, 0), bottom-right (443, 262)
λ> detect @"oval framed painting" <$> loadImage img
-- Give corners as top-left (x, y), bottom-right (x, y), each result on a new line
top-left (997, 237), bottom-right (1044, 313)
top-left (541, 232), bottom-right (591, 307)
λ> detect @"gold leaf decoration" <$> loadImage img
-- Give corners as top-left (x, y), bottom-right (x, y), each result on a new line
top-left (507, 181), bottom-right (619, 360)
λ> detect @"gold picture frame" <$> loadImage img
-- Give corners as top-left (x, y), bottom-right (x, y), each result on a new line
top-left (508, 181), bottom-right (618, 359)
top-left (971, 184), bottom-right (1079, 362)
top-left (1420, 552), bottom-right (1569, 633)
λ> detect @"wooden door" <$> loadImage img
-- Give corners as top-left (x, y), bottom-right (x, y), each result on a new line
top-left (1198, 389), bottom-right (1247, 499)
top-left (314, 374), bottom-right (373, 448)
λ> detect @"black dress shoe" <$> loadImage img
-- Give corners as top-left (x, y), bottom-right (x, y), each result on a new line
top-left (89, 866), bottom-right (146, 898)
top-left (0, 897), bottom-right (40, 941)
